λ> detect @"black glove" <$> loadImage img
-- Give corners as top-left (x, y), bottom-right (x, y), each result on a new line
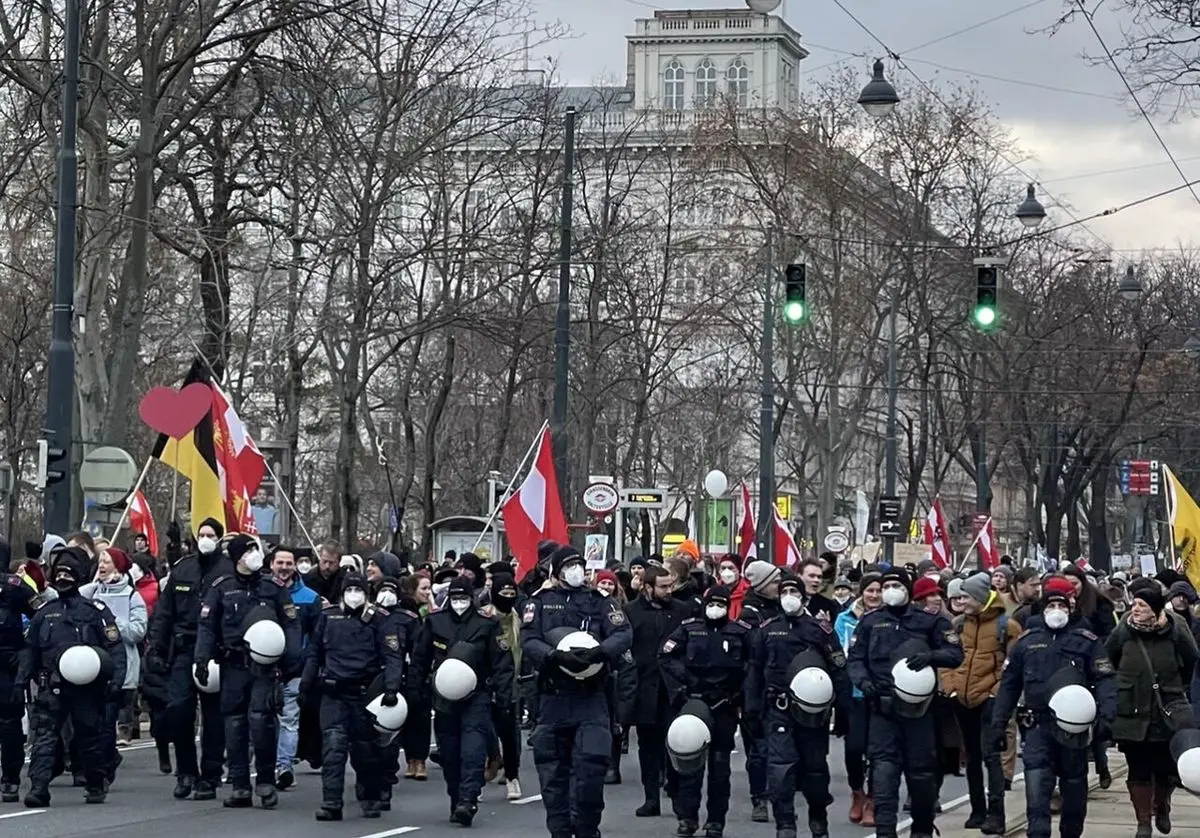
top-left (194, 662), bottom-right (209, 688)
top-left (906, 652), bottom-right (933, 670)
top-left (577, 646), bottom-right (606, 665)
top-left (858, 680), bottom-right (879, 699)
top-left (832, 708), bottom-right (848, 737)
top-left (989, 726), bottom-right (1007, 754)
top-left (146, 651), bottom-right (167, 675)
top-left (550, 650), bottom-right (591, 673)
top-left (1094, 719), bottom-right (1112, 744)
top-left (381, 690), bottom-right (399, 707)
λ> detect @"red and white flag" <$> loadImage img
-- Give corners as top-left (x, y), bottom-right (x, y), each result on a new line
top-left (129, 490), bottom-right (159, 557)
top-left (738, 482), bottom-right (757, 561)
top-left (923, 497), bottom-right (951, 569)
top-left (773, 504), bottom-right (800, 568)
top-left (1074, 556), bottom-right (1092, 572)
top-left (503, 426), bottom-right (569, 580)
top-left (977, 517), bottom-right (1000, 570)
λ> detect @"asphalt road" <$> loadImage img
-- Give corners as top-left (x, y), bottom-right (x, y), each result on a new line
top-left (0, 733), bottom-right (978, 838)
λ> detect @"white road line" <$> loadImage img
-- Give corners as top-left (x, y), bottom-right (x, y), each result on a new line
top-left (513, 794), bottom-right (543, 805)
top-left (353, 828), bottom-right (420, 838)
top-left (0, 810), bottom-right (46, 820)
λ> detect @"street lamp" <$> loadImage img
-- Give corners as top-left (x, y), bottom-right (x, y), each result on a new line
top-left (1015, 184), bottom-right (1047, 228)
top-left (1117, 265), bottom-right (1143, 301)
top-left (1184, 334), bottom-right (1200, 358)
top-left (858, 59), bottom-right (900, 119)
top-left (745, 0), bottom-right (782, 11)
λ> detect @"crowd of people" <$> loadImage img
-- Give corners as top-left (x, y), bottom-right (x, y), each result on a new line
top-left (0, 524), bottom-right (1199, 838)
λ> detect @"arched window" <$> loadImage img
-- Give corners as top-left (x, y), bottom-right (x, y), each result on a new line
top-left (696, 59), bottom-right (718, 105)
top-left (664, 61), bottom-right (685, 111)
top-left (727, 58), bottom-right (750, 106)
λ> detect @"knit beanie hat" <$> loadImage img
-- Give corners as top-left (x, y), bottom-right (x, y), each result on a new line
top-left (961, 572), bottom-right (993, 605)
top-left (744, 560), bottom-right (782, 592)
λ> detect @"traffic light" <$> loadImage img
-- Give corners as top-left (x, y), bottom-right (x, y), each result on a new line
top-left (974, 265), bottom-right (998, 328)
top-left (783, 263), bottom-right (807, 323)
top-left (36, 439), bottom-right (67, 489)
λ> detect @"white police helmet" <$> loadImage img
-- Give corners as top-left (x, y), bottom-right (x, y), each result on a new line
top-left (1048, 683), bottom-right (1096, 734)
top-left (366, 692), bottom-right (409, 734)
top-left (1171, 729), bottom-right (1200, 794)
top-left (555, 630), bottom-right (604, 680)
top-left (789, 667), bottom-right (834, 714)
top-left (59, 645), bottom-right (102, 685)
top-left (244, 619), bottom-right (286, 665)
top-left (891, 659), bottom-right (937, 704)
top-left (666, 704), bottom-right (712, 775)
top-left (434, 658), bottom-right (478, 701)
top-left (193, 660), bottom-right (221, 694)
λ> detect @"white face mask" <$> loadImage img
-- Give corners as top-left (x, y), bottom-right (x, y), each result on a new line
top-left (597, 587), bottom-right (611, 597)
top-left (128, 563), bottom-right (144, 583)
top-left (343, 589), bottom-right (366, 609)
top-left (780, 594), bottom-right (803, 615)
top-left (705, 604), bottom-right (728, 621)
top-left (197, 536), bottom-right (218, 555)
top-left (562, 565), bottom-right (586, 588)
top-left (719, 568), bottom-right (738, 585)
top-left (834, 592), bottom-right (851, 605)
top-left (377, 590), bottom-right (398, 608)
top-left (450, 598), bottom-right (471, 615)
top-left (882, 587), bottom-right (908, 607)
top-left (1044, 609), bottom-right (1069, 630)
top-left (297, 561), bottom-right (313, 575)
top-left (241, 549), bottom-right (264, 573)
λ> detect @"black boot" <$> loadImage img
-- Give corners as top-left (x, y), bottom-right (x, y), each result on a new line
top-left (964, 811), bottom-right (986, 828)
top-left (193, 779), bottom-right (217, 801)
top-left (452, 801), bottom-right (477, 826)
top-left (24, 787), bottom-right (49, 808)
top-left (223, 788), bottom-right (253, 808)
top-left (84, 787), bottom-right (107, 804)
top-left (1, 781), bottom-right (18, 803)
top-left (156, 740), bottom-right (172, 775)
top-left (702, 824), bottom-right (723, 838)
top-left (255, 783), bottom-right (279, 809)
top-left (676, 820), bottom-right (698, 837)
top-left (605, 767), bottom-right (621, 784)
top-left (751, 799), bottom-right (770, 822)
top-left (808, 816), bottom-right (830, 838)
top-left (636, 800), bottom-right (661, 817)
top-left (315, 806), bottom-right (343, 821)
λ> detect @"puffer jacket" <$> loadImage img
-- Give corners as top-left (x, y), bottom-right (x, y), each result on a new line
top-left (80, 576), bottom-right (148, 690)
top-left (834, 597), bottom-right (870, 699)
top-left (941, 598), bottom-right (1022, 708)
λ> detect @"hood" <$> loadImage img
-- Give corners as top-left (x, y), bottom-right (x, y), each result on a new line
top-left (851, 596), bottom-right (871, 618)
top-left (92, 576), bottom-right (134, 595)
top-left (978, 600), bottom-right (1008, 621)
top-left (367, 551), bottom-right (404, 579)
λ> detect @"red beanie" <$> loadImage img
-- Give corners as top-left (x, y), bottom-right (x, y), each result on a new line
top-left (1043, 575), bottom-right (1074, 601)
top-left (595, 569), bottom-right (618, 587)
top-left (105, 547), bottom-right (131, 575)
top-left (913, 576), bottom-right (941, 601)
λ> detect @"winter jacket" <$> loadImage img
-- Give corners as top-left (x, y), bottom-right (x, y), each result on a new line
top-left (834, 598), bottom-right (868, 699)
top-left (1107, 611), bottom-right (1199, 742)
top-left (134, 572), bottom-right (159, 618)
top-left (81, 577), bottom-right (148, 690)
top-left (284, 576), bottom-right (321, 642)
top-left (624, 594), bottom-right (691, 725)
top-left (941, 597), bottom-right (1023, 708)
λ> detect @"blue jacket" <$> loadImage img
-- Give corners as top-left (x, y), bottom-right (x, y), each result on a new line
top-left (286, 576), bottom-right (321, 644)
top-left (834, 601), bottom-right (864, 699)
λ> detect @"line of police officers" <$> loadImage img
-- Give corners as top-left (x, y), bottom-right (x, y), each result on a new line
top-left (0, 528), bottom-right (1136, 838)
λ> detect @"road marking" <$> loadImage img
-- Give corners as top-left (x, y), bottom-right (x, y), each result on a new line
top-left (0, 810), bottom-right (46, 820)
top-left (897, 772), bottom-right (1025, 834)
top-left (353, 828), bottom-right (420, 838)
top-left (513, 794), bottom-right (543, 805)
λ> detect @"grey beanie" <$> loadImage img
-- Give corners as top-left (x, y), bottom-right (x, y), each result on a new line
top-left (961, 572), bottom-right (993, 605)
top-left (946, 578), bottom-right (964, 600)
top-left (744, 560), bottom-right (782, 592)
top-left (991, 565), bottom-right (1014, 581)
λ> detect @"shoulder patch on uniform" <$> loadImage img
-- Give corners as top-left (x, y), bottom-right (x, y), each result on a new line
top-left (662, 639), bottom-right (677, 653)
top-left (385, 634), bottom-right (400, 651)
top-left (522, 602), bottom-right (536, 624)
top-left (819, 620), bottom-right (833, 634)
top-left (272, 576), bottom-right (287, 587)
top-left (1078, 629), bottom-right (1097, 640)
top-left (211, 575), bottom-right (229, 587)
top-left (734, 619), bottom-right (751, 628)
top-left (94, 600), bottom-right (108, 611)
top-left (1094, 657), bottom-right (1113, 673)
top-left (199, 604), bottom-right (211, 618)
top-left (621, 649), bottom-right (633, 663)
top-left (1016, 628), bottom-right (1031, 640)
top-left (105, 624), bottom-right (119, 642)
top-left (498, 636), bottom-right (510, 651)
top-left (7, 575), bottom-right (20, 586)
top-left (283, 603), bottom-right (298, 620)
top-left (608, 609), bottom-right (626, 626)
top-left (830, 647), bottom-right (847, 667)
top-left (681, 617), bottom-right (701, 625)
top-left (945, 629), bottom-right (961, 645)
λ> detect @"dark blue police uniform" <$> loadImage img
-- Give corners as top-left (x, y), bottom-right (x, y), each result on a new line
top-left (846, 601), bottom-right (963, 837)
top-left (195, 568), bottom-right (301, 804)
top-left (746, 611), bottom-right (850, 838)
top-left (146, 548), bottom-right (234, 797)
top-left (991, 617), bottom-right (1116, 838)
top-left (0, 570), bottom-right (36, 800)
top-left (659, 614), bottom-right (752, 834)
top-left (521, 585), bottom-right (633, 838)
top-left (303, 597), bottom-right (407, 817)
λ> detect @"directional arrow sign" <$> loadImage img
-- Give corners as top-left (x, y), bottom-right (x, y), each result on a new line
top-left (877, 495), bottom-right (902, 539)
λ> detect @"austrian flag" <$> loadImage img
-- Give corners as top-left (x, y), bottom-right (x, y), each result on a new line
top-left (502, 426), bottom-right (569, 580)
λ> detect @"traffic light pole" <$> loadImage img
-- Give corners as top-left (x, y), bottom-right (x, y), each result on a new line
top-left (757, 229), bottom-right (775, 558)
top-left (883, 289), bottom-right (898, 566)
top-left (44, 0), bottom-right (81, 536)
top-left (552, 106), bottom-right (576, 517)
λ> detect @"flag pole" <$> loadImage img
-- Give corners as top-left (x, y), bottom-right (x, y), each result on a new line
top-left (1164, 463), bottom-right (1179, 571)
top-left (108, 456), bottom-right (155, 541)
top-left (260, 458), bottom-right (319, 554)
top-left (956, 516), bottom-right (992, 572)
top-left (470, 419), bottom-right (550, 553)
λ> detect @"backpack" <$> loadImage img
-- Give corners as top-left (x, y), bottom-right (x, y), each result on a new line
top-left (953, 612), bottom-right (1010, 646)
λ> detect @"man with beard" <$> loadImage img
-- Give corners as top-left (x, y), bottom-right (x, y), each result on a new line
top-left (304, 541), bottom-right (345, 605)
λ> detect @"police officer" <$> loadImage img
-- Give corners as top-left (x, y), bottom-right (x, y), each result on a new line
top-left (659, 585), bottom-right (752, 838)
top-left (17, 547), bottom-right (127, 806)
top-left (374, 575), bottom-right (418, 810)
top-left (847, 569), bottom-right (964, 838)
top-left (146, 516), bottom-right (233, 800)
top-left (302, 572), bottom-right (406, 821)
top-left (739, 559), bottom-right (783, 822)
top-left (195, 534), bottom-right (301, 809)
top-left (0, 541), bottom-right (37, 802)
top-left (990, 575), bottom-right (1117, 838)
top-left (746, 576), bottom-right (850, 838)
top-left (522, 545), bottom-right (634, 838)
top-left (411, 575), bottom-right (513, 826)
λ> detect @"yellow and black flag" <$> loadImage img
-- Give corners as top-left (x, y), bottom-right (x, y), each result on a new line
top-left (1163, 464), bottom-right (1200, 592)
top-left (151, 359), bottom-right (225, 533)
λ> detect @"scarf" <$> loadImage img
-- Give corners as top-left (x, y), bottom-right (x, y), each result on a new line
top-left (1127, 608), bottom-right (1168, 633)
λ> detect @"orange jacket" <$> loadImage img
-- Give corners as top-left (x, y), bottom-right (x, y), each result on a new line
top-left (941, 596), bottom-right (1023, 708)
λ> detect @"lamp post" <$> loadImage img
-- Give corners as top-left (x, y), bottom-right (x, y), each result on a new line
top-left (757, 230), bottom-right (777, 558)
top-left (1117, 264), bottom-right (1143, 301)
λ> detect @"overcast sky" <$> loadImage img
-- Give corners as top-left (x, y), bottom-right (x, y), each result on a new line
top-left (530, 0), bottom-right (1200, 255)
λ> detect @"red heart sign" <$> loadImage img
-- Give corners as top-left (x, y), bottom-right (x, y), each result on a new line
top-left (138, 383), bottom-right (214, 439)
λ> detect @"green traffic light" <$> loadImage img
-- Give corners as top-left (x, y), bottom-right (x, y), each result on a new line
top-left (783, 300), bottom-right (806, 323)
top-left (974, 305), bottom-right (997, 328)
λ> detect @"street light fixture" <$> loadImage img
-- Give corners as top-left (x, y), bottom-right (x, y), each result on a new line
top-left (1184, 334), bottom-right (1200, 357)
top-left (858, 59), bottom-right (900, 118)
top-left (1015, 184), bottom-right (1047, 228)
top-left (1117, 265), bottom-right (1143, 301)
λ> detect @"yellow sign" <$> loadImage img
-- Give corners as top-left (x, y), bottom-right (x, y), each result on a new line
top-left (775, 495), bottom-right (791, 519)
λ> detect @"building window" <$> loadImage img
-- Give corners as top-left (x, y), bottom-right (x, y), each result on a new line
top-left (696, 59), bottom-right (718, 105)
top-left (727, 58), bottom-right (749, 106)
top-left (664, 61), bottom-right (685, 110)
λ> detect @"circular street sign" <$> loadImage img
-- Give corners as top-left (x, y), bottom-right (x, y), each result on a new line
top-left (823, 530), bottom-right (850, 554)
top-left (78, 446), bottom-right (139, 507)
top-left (582, 482), bottom-right (619, 515)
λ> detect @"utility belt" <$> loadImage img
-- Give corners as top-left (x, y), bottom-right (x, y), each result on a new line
top-left (321, 674), bottom-right (377, 697)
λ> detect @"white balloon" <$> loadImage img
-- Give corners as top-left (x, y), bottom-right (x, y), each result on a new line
top-left (704, 469), bottom-right (728, 498)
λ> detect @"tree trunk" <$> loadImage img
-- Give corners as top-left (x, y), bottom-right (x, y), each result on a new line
top-left (1087, 461), bottom-right (1112, 570)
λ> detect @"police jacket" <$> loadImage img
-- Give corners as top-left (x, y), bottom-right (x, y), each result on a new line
top-left (745, 611), bottom-right (850, 719)
top-left (194, 568), bottom-right (302, 675)
top-left (992, 614), bottom-right (1117, 729)
top-left (847, 603), bottom-right (964, 695)
top-left (520, 585), bottom-right (633, 696)
top-left (0, 573), bottom-right (37, 671)
top-left (659, 615), bottom-right (751, 709)
top-left (302, 602), bottom-right (406, 695)
top-left (740, 591), bottom-right (781, 628)
top-left (148, 551), bottom-right (234, 661)
top-left (411, 607), bottom-right (514, 703)
top-left (18, 593), bottom-right (127, 688)
top-left (621, 594), bottom-right (689, 723)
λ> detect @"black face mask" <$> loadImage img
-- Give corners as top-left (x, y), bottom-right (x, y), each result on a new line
top-left (53, 576), bottom-right (79, 596)
top-left (493, 594), bottom-right (516, 613)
